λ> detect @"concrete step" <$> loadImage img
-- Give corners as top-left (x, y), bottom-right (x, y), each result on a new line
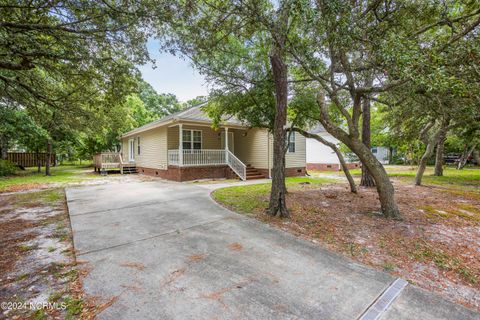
top-left (246, 175), bottom-right (266, 180)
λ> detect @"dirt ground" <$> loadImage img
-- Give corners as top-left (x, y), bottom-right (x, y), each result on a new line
top-left (0, 172), bottom-right (158, 319)
top-left (245, 179), bottom-right (480, 312)
top-left (0, 188), bottom-right (85, 319)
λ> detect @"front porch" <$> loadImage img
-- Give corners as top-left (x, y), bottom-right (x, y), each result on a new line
top-left (166, 124), bottom-right (251, 180)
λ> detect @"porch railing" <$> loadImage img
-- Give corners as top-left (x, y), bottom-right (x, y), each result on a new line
top-left (168, 149), bottom-right (226, 166)
top-left (227, 150), bottom-right (247, 181)
top-left (167, 149), bottom-right (246, 180)
top-left (94, 152), bottom-right (122, 169)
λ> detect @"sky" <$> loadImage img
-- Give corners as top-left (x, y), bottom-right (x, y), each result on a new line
top-left (138, 40), bottom-right (209, 103)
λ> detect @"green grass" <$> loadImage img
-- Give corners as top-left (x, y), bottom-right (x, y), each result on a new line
top-left (11, 188), bottom-right (64, 207)
top-left (212, 176), bottom-right (333, 215)
top-left (63, 296), bottom-right (83, 319)
top-left (0, 165), bottom-right (97, 192)
top-left (382, 166), bottom-right (480, 187)
top-left (312, 165), bottom-right (480, 187)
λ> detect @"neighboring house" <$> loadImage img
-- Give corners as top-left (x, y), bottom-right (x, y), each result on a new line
top-left (370, 146), bottom-right (391, 164)
top-left (306, 124), bottom-right (391, 170)
top-left (306, 125), bottom-right (359, 171)
top-left (117, 104), bottom-right (306, 181)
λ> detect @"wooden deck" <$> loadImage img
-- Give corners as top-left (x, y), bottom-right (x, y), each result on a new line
top-left (93, 152), bottom-right (136, 174)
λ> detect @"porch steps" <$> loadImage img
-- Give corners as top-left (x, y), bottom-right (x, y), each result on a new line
top-left (121, 165), bottom-right (138, 174)
top-left (245, 165), bottom-right (266, 180)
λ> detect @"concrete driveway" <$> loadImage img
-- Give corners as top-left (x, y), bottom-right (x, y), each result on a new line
top-left (66, 179), bottom-right (478, 320)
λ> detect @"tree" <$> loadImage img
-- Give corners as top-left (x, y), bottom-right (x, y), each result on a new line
top-left (138, 80), bottom-right (184, 117)
top-left (360, 96), bottom-right (376, 187)
top-left (288, 0), bottom-right (480, 216)
top-left (0, 1), bottom-right (162, 173)
top-left (184, 96), bottom-right (208, 109)
top-left (0, 106), bottom-right (47, 161)
top-left (286, 0), bottom-right (420, 218)
top-left (288, 84), bottom-right (357, 193)
top-left (159, 0), bottom-right (302, 217)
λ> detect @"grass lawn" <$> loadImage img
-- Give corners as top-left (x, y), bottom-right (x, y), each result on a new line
top-left (212, 176), bottom-right (335, 214)
top-left (212, 166), bottom-right (480, 311)
top-left (321, 165), bottom-right (480, 187)
top-left (0, 164), bottom-right (99, 192)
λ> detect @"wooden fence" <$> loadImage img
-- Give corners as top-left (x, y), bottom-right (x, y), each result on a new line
top-left (7, 152), bottom-right (56, 168)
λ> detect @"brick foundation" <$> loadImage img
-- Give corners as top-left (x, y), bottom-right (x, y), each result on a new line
top-left (256, 167), bottom-right (306, 178)
top-left (306, 162), bottom-right (359, 171)
top-left (137, 165), bottom-right (235, 182)
top-left (137, 165), bottom-right (306, 181)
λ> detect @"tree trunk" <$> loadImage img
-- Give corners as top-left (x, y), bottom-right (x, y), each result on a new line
top-left (360, 95), bottom-right (375, 187)
top-left (388, 147), bottom-right (393, 164)
top-left (457, 145), bottom-right (475, 170)
top-left (36, 148), bottom-right (41, 173)
top-left (316, 92), bottom-right (400, 218)
top-left (473, 149), bottom-right (480, 166)
top-left (45, 140), bottom-right (52, 176)
top-left (416, 119), bottom-right (449, 185)
top-left (433, 131), bottom-right (446, 176)
top-left (0, 135), bottom-right (8, 160)
top-left (347, 139), bottom-right (400, 218)
top-left (267, 48), bottom-right (289, 218)
top-left (335, 148), bottom-right (357, 194)
top-left (415, 140), bottom-right (436, 185)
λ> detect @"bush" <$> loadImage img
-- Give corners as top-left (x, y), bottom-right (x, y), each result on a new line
top-left (0, 160), bottom-right (17, 176)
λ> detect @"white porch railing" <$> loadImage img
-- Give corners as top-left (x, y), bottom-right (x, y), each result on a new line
top-left (227, 150), bottom-right (247, 181)
top-left (168, 149), bottom-right (180, 165)
top-left (167, 149), bottom-right (246, 180)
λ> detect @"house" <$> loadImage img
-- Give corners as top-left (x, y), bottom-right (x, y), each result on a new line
top-left (370, 146), bottom-right (391, 164)
top-left (306, 124), bottom-right (392, 170)
top-left (305, 124), bottom-right (360, 171)
top-left (115, 104), bottom-right (306, 181)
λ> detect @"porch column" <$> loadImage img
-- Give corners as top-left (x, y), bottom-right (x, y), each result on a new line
top-left (179, 123), bottom-right (183, 166)
top-left (225, 127), bottom-right (229, 163)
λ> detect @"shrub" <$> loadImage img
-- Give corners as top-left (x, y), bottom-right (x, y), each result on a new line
top-left (0, 159), bottom-right (17, 176)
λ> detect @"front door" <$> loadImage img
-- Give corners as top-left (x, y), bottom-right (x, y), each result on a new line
top-left (221, 132), bottom-right (234, 152)
top-left (128, 139), bottom-right (135, 162)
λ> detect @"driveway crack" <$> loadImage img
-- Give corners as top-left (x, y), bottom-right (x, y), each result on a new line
top-left (76, 217), bottom-right (228, 257)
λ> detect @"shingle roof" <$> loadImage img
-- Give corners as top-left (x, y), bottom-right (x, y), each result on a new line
top-left (308, 123), bottom-right (327, 134)
top-left (121, 103), bottom-right (245, 137)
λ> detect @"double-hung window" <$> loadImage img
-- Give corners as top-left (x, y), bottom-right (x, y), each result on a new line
top-left (287, 132), bottom-right (296, 153)
top-left (137, 137), bottom-right (141, 155)
top-left (182, 130), bottom-right (202, 152)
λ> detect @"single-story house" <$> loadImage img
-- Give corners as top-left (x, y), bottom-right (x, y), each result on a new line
top-left (306, 125), bottom-right (359, 171)
top-left (118, 104), bottom-right (306, 181)
top-left (306, 124), bottom-right (391, 170)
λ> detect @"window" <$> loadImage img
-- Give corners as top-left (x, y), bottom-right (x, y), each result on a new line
top-left (287, 132), bottom-right (296, 153)
top-left (371, 147), bottom-right (377, 154)
top-left (137, 137), bottom-right (141, 155)
top-left (182, 130), bottom-right (202, 150)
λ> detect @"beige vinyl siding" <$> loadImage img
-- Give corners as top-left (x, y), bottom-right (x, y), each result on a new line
top-left (235, 128), bottom-right (269, 169)
top-left (121, 139), bottom-right (128, 162)
top-left (120, 121), bottom-right (305, 171)
top-left (285, 132), bottom-right (306, 168)
top-left (167, 126), bottom-right (178, 150)
top-left (122, 126), bottom-right (167, 169)
top-left (167, 125), bottom-right (222, 150)
top-left (263, 129), bottom-right (306, 169)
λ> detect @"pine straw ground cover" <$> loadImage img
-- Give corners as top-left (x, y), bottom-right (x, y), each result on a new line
top-left (212, 170), bottom-right (480, 312)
